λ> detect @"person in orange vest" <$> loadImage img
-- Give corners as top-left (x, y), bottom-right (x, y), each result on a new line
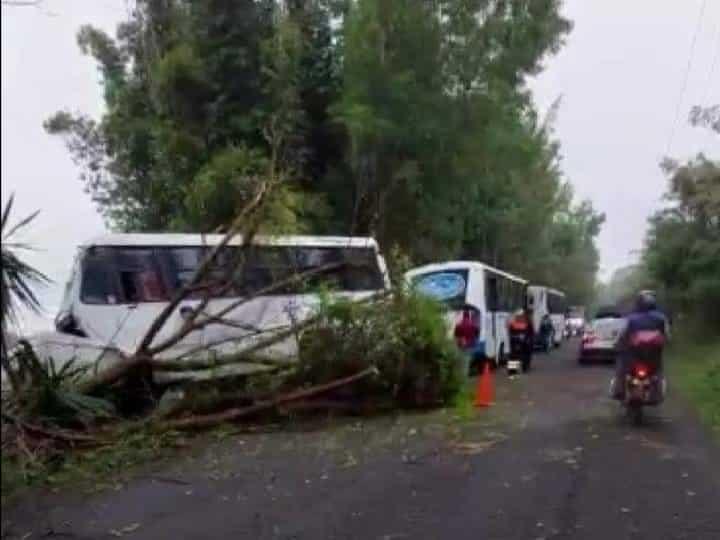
top-left (508, 306), bottom-right (535, 372)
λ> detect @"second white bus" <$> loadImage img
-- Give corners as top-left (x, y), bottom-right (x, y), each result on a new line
top-left (406, 261), bottom-right (528, 373)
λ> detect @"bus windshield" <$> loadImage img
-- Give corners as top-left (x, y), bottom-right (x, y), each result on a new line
top-left (412, 270), bottom-right (468, 309)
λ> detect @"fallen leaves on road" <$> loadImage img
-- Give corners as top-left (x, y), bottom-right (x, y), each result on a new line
top-left (452, 439), bottom-right (502, 455)
top-left (109, 523), bottom-right (141, 537)
top-left (341, 451), bottom-right (358, 468)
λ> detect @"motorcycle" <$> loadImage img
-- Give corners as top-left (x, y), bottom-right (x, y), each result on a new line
top-left (615, 330), bottom-right (666, 425)
top-left (623, 360), bottom-right (665, 424)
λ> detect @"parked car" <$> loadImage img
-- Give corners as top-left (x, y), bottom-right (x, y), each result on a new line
top-left (565, 309), bottom-right (585, 337)
top-left (578, 306), bottom-right (626, 364)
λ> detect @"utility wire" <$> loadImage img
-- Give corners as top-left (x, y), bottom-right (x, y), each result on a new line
top-left (665, 0), bottom-right (708, 156)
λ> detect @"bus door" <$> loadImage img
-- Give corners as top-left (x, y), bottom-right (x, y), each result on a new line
top-left (485, 273), bottom-right (500, 359)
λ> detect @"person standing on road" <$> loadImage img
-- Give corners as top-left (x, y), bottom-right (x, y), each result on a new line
top-left (509, 306), bottom-right (534, 371)
top-left (539, 313), bottom-right (554, 351)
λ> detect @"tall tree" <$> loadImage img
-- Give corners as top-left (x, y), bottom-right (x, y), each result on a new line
top-left (46, 0), bottom-right (602, 304)
top-left (644, 108), bottom-right (720, 327)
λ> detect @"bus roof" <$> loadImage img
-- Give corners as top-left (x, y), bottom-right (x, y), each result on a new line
top-left (82, 234), bottom-right (379, 249)
top-left (405, 260), bottom-right (527, 285)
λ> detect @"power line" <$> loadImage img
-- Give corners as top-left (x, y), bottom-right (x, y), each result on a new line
top-left (665, 0), bottom-right (708, 156)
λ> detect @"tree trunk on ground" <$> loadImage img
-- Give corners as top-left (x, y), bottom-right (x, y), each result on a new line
top-left (164, 366), bottom-right (378, 431)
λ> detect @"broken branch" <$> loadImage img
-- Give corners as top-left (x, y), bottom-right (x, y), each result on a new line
top-left (146, 261), bottom-right (342, 355)
top-left (165, 366), bottom-right (379, 430)
top-left (2, 412), bottom-right (100, 444)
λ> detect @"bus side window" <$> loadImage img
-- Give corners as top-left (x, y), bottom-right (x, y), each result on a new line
top-left (500, 279), bottom-right (510, 312)
top-left (486, 275), bottom-right (499, 312)
top-left (514, 281), bottom-right (523, 311)
top-left (81, 255), bottom-right (119, 304)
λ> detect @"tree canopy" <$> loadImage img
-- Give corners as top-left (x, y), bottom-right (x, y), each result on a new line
top-left (642, 106), bottom-right (720, 327)
top-left (46, 0), bottom-right (603, 305)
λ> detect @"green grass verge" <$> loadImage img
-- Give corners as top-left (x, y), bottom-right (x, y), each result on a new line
top-left (668, 338), bottom-right (720, 436)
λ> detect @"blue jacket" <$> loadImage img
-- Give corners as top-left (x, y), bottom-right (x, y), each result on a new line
top-left (618, 309), bottom-right (667, 357)
top-left (625, 309), bottom-right (667, 336)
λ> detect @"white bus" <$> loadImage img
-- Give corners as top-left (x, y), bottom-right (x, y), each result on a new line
top-left (527, 286), bottom-right (567, 350)
top-left (405, 261), bottom-right (528, 373)
top-left (24, 234), bottom-right (391, 385)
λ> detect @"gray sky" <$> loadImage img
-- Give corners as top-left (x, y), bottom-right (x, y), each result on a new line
top-left (531, 0), bottom-right (720, 279)
top-left (2, 0), bottom-right (719, 331)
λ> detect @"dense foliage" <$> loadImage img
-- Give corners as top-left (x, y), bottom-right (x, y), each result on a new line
top-left (46, 0), bottom-right (603, 305)
top-left (296, 289), bottom-right (463, 406)
top-left (643, 106), bottom-right (720, 328)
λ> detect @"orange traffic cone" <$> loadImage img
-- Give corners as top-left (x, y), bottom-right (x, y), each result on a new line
top-left (474, 361), bottom-right (494, 407)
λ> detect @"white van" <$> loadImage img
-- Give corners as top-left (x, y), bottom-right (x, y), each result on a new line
top-left (25, 234), bottom-right (390, 384)
top-left (527, 286), bottom-right (567, 349)
top-left (405, 261), bottom-right (527, 373)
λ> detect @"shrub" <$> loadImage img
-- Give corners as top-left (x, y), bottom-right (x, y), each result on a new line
top-left (7, 342), bottom-right (115, 428)
top-left (294, 288), bottom-right (462, 407)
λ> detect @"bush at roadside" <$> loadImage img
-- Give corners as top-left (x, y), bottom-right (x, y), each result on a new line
top-left (669, 339), bottom-right (720, 435)
top-left (294, 289), bottom-right (462, 408)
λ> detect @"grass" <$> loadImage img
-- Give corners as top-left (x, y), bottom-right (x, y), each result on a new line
top-left (1, 424), bottom-right (192, 503)
top-left (452, 382), bottom-right (476, 422)
top-left (668, 337), bottom-right (720, 436)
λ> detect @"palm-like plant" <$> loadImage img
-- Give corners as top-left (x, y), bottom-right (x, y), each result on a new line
top-left (1, 194), bottom-right (51, 390)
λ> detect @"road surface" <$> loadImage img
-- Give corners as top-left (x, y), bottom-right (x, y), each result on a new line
top-left (3, 341), bottom-right (719, 539)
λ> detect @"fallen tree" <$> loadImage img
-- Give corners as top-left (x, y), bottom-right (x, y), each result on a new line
top-left (165, 366), bottom-right (379, 431)
top-left (76, 183), bottom-right (269, 395)
top-left (2, 165), bottom-right (461, 497)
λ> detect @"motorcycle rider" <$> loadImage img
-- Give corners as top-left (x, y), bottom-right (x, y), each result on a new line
top-left (612, 290), bottom-right (667, 399)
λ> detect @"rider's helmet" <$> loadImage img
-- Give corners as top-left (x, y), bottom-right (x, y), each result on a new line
top-left (635, 290), bottom-right (657, 312)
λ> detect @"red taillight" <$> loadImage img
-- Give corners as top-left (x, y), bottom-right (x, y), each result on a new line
top-left (454, 309), bottom-right (480, 349)
top-left (582, 331), bottom-right (596, 345)
top-left (632, 363), bottom-right (650, 379)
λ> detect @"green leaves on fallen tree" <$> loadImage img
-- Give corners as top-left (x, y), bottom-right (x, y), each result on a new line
top-left (295, 288), bottom-right (463, 407)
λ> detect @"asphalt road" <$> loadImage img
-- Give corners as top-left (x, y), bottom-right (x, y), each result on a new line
top-left (3, 341), bottom-right (719, 539)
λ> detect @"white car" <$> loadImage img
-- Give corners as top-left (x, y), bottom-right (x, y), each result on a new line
top-left (578, 307), bottom-right (626, 364)
top-left (565, 316), bottom-right (585, 337)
